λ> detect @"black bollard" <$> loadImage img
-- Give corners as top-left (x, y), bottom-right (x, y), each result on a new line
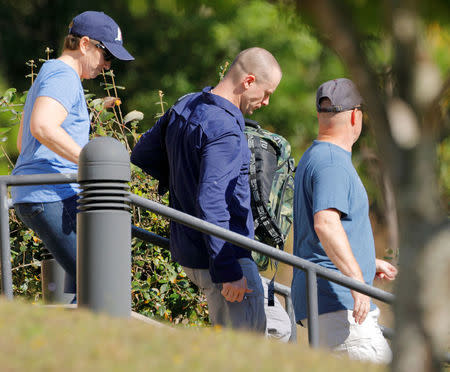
top-left (77, 137), bottom-right (131, 317)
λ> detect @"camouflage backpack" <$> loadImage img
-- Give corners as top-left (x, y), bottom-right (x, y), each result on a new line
top-left (244, 119), bottom-right (295, 271)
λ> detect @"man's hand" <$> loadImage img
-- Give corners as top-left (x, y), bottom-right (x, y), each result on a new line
top-left (314, 210), bottom-right (371, 324)
top-left (351, 289), bottom-right (371, 324)
top-left (375, 259), bottom-right (398, 280)
top-left (221, 276), bottom-right (253, 303)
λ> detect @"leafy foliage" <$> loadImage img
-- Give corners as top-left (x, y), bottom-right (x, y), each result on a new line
top-left (8, 210), bottom-right (43, 300)
top-left (88, 69), bottom-right (209, 325)
top-left (0, 88), bottom-right (26, 168)
top-left (1, 0), bottom-right (448, 323)
top-left (3, 0), bottom-right (447, 220)
top-left (1, 52), bottom-right (208, 326)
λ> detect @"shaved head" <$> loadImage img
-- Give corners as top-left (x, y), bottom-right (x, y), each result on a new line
top-left (211, 47), bottom-right (281, 115)
top-left (226, 47), bottom-right (282, 84)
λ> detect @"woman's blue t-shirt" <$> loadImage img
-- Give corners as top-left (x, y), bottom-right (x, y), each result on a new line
top-left (11, 59), bottom-right (90, 203)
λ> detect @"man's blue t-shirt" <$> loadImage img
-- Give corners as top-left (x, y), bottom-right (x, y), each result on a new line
top-left (292, 140), bottom-right (376, 320)
top-left (12, 59), bottom-right (90, 203)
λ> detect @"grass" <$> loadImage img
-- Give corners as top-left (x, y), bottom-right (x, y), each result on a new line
top-left (0, 299), bottom-right (386, 372)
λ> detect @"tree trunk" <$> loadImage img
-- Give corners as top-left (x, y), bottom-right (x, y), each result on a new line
top-left (296, 0), bottom-right (449, 370)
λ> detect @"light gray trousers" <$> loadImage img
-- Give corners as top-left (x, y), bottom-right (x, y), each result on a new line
top-left (183, 258), bottom-right (266, 333)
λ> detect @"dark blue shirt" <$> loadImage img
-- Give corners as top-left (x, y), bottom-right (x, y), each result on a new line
top-left (131, 87), bottom-right (253, 283)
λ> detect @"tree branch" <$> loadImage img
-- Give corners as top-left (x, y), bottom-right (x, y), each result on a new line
top-left (296, 0), bottom-right (403, 186)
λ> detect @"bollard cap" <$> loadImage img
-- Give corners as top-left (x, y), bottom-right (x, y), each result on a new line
top-left (78, 137), bottom-right (130, 182)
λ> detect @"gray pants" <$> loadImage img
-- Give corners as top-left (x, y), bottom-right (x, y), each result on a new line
top-left (183, 258), bottom-right (266, 333)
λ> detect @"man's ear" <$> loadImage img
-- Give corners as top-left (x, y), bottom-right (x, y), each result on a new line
top-left (79, 36), bottom-right (91, 55)
top-left (351, 109), bottom-right (356, 126)
top-left (242, 74), bottom-right (256, 90)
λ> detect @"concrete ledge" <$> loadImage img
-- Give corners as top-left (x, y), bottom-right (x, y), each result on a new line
top-left (41, 303), bottom-right (168, 328)
top-left (131, 311), bottom-right (169, 328)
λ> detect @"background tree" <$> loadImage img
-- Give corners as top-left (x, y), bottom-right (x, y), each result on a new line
top-left (0, 1), bottom-right (449, 365)
top-left (1, 0), bottom-right (411, 259)
top-left (0, 0), bottom-right (344, 160)
top-left (295, 0), bottom-right (449, 370)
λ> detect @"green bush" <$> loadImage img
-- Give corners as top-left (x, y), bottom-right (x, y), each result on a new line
top-left (1, 52), bottom-right (208, 326)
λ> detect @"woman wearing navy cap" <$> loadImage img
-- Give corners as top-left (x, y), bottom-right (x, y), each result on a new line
top-left (11, 11), bottom-right (134, 301)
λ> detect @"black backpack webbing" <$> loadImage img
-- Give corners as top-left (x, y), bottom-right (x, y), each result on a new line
top-left (247, 133), bottom-right (285, 306)
top-left (247, 134), bottom-right (284, 246)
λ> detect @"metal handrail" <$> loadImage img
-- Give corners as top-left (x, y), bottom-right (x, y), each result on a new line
top-left (132, 224), bottom-right (298, 342)
top-left (132, 225), bottom-right (396, 342)
top-left (128, 194), bottom-right (393, 301)
top-left (128, 193), bottom-right (394, 346)
top-left (0, 173), bottom-right (78, 186)
top-left (1, 172), bottom-right (395, 348)
top-left (0, 173), bottom-right (78, 299)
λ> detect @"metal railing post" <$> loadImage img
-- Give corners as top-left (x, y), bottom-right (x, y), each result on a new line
top-left (284, 293), bottom-right (297, 343)
top-left (0, 182), bottom-right (13, 299)
top-left (77, 137), bottom-right (131, 317)
top-left (306, 268), bottom-right (319, 348)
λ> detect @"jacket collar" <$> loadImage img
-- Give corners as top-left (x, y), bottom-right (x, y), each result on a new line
top-left (202, 86), bottom-right (245, 131)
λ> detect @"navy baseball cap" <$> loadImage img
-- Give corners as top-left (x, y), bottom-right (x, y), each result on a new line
top-left (316, 78), bottom-right (363, 112)
top-left (69, 11), bottom-right (134, 61)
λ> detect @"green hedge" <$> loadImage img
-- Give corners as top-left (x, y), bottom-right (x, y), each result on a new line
top-left (1, 59), bottom-right (209, 326)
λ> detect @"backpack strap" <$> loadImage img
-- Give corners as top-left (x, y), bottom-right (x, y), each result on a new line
top-left (267, 265), bottom-right (278, 307)
top-left (244, 118), bottom-right (260, 129)
top-left (247, 133), bottom-right (284, 247)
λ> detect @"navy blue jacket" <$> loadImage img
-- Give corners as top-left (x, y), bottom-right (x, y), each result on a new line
top-left (131, 87), bottom-right (254, 283)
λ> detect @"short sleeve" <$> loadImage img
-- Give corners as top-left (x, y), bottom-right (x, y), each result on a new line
top-left (38, 68), bottom-right (80, 113)
top-left (312, 165), bottom-right (350, 216)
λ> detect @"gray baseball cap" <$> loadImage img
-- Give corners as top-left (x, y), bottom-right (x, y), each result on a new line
top-left (316, 78), bottom-right (363, 112)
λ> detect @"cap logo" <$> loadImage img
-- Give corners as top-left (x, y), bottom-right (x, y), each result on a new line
top-left (115, 27), bottom-right (122, 42)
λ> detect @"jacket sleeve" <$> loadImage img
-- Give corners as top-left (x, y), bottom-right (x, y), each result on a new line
top-left (130, 110), bottom-right (169, 180)
top-left (197, 126), bottom-right (244, 283)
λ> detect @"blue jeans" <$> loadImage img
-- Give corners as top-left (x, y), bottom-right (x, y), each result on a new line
top-left (14, 195), bottom-right (78, 294)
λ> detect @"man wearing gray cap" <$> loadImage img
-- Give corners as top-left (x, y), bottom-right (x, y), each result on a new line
top-left (291, 78), bottom-right (397, 363)
top-left (12, 11), bottom-right (134, 302)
